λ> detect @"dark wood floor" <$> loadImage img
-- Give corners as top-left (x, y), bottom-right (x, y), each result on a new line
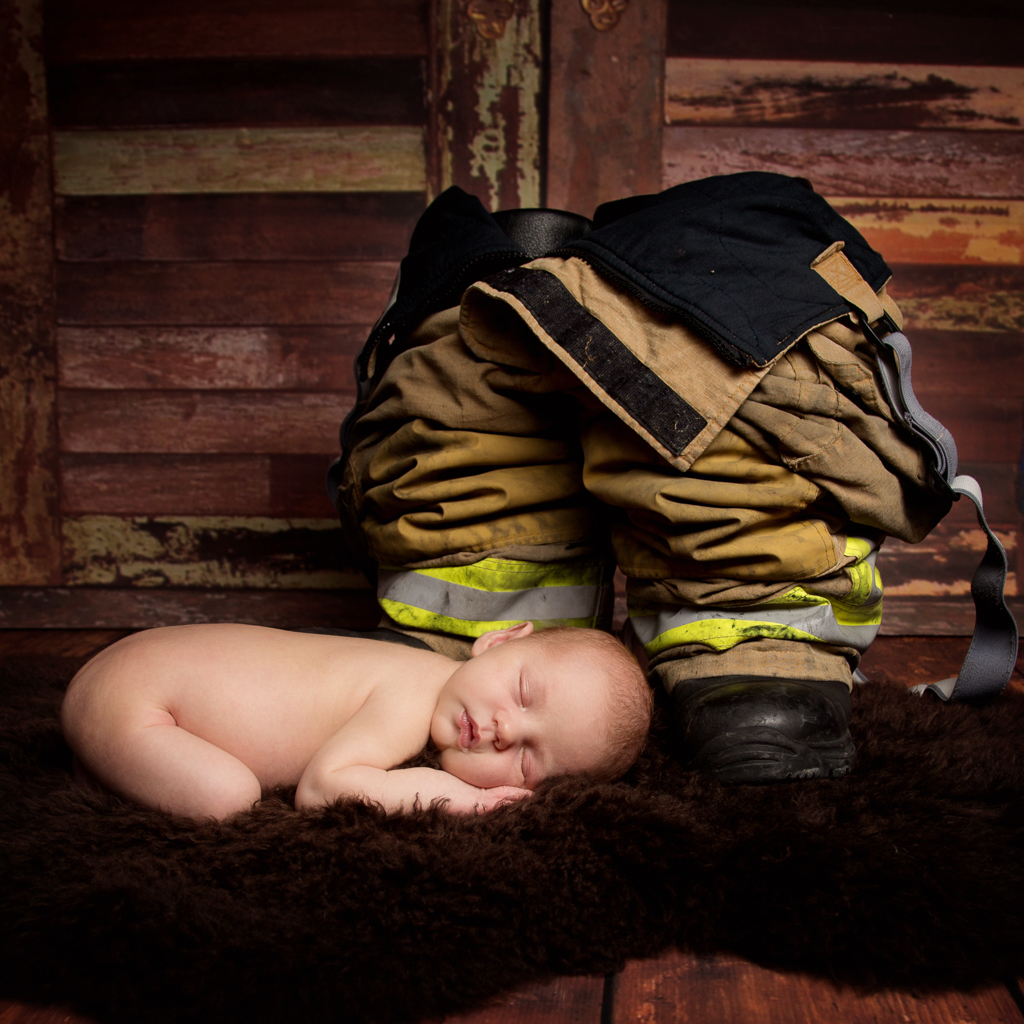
top-left (1, 631), bottom-right (1022, 1024)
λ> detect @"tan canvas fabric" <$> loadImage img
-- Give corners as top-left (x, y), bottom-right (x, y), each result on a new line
top-left (336, 264), bottom-right (950, 685)
top-left (465, 257), bottom-right (772, 473)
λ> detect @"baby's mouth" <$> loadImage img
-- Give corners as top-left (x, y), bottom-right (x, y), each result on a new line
top-left (459, 710), bottom-right (479, 750)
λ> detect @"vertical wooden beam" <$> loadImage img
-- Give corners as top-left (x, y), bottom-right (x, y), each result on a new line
top-left (428, 0), bottom-right (543, 211)
top-left (547, 0), bottom-right (667, 216)
top-left (0, 0), bottom-right (61, 584)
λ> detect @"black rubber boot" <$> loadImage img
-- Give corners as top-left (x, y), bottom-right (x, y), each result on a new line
top-left (668, 676), bottom-right (855, 784)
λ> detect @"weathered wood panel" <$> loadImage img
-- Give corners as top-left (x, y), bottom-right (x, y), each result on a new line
top-left (56, 261), bottom-right (395, 325)
top-left (60, 515), bottom-right (366, 589)
top-left (427, 0), bottom-right (542, 210)
top-left (663, 128), bottom-right (1024, 199)
top-left (53, 126), bottom-right (426, 196)
top-left (60, 453), bottom-right (339, 517)
top-left (830, 198), bottom-right (1024, 266)
top-left (940, 462), bottom-right (1021, 526)
top-left (0, 630), bottom-right (127, 659)
top-left (666, 4), bottom-right (1024, 66)
top-left (888, 265), bottom-right (1024, 332)
top-left (906, 394), bottom-right (1023, 463)
top-left (878, 521), bottom-right (1018, 597)
top-left (48, 58), bottom-right (425, 129)
top-left (895, 330), bottom-right (1024, 397)
top-left (55, 192), bottom-right (423, 261)
top-left (546, 0), bottom-right (666, 216)
top-left (441, 975), bottom-right (605, 1024)
top-left (58, 327), bottom-right (361, 389)
top-left (613, 951), bottom-right (1024, 1023)
top-left (44, 0), bottom-right (428, 62)
top-left (0, 587), bottom-right (379, 629)
top-left (881, 597), bottom-right (1024, 637)
top-left (665, 59), bottom-right (1024, 130)
top-left (59, 391), bottom-right (353, 454)
top-left (0, 0), bottom-right (62, 585)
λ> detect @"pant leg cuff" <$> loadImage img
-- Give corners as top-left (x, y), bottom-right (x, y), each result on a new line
top-left (649, 638), bottom-right (853, 693)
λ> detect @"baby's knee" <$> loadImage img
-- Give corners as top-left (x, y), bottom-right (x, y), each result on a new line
top-left (198, 770), bottom-right (262, 821)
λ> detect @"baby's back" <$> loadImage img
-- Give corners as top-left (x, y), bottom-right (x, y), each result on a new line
top-left (63, 623), bottom-right (446, 790)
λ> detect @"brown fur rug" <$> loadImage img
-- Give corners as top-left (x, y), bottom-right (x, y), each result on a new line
top-left (1, 655), bottom-right (1023, 1024)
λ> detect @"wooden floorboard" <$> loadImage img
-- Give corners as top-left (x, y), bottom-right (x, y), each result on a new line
top-left (441, 975), bottom-right (606, 1024)
top-left (612, 952), bottom-right (1024, 1024)
top-left (0, 1000), bottom-right (99, 1023)
top-left (0, 628), bottom-right (127, 660)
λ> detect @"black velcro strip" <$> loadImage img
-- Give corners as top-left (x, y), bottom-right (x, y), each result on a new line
top-left (485, 267), bottom-right (707, 457)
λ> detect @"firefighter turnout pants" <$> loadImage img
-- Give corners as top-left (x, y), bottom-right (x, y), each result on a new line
top-left (337, 256), bottom-right (950, 693)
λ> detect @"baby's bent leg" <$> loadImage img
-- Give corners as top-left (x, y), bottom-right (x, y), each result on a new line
top-left (86, 707), bottom-right (261, 821)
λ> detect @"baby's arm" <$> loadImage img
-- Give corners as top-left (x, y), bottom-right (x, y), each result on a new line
top-left (294, 695), bottom-right (529, 815)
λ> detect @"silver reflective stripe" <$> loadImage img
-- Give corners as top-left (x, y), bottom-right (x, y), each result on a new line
top-left (378, 569), bottom-right (604, 623)
top-left (630, 601), bottom-right (880, 653)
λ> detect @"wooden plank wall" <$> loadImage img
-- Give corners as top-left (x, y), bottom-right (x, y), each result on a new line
top-left (1, 0), bottom-right (441, 627)
top-left (663, 0), bottom-right (1024, 634)
top-left (3, 0), bottom-right (1021, 636)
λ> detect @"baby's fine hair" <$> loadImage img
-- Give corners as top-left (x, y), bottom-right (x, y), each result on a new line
top-left (522, 626), bottom-right (653, 782)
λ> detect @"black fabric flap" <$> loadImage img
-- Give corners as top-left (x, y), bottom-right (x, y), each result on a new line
top-left (562, 172), bottom-right (891, 368)
top-left (358, 187), bottom-right (527, 381)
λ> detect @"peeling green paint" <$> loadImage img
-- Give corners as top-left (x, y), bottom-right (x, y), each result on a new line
top-left (62, 515), bottom-right (370, 590)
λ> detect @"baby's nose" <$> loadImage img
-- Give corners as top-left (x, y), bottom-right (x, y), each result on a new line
top-left (493, 713), bottom-right (519, 750)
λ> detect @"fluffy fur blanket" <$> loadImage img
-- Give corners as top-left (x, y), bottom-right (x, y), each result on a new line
top-left (1, 656), bottom-right (1022, 1024)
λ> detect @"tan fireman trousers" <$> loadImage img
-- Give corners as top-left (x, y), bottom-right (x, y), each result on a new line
top-left (337, 256), bottom-right (950, 691)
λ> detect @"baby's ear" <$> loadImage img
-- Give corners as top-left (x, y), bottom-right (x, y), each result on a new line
top-left (470, 621), bottom-right (534, 657)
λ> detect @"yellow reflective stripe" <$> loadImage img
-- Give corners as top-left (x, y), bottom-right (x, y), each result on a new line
top-left (763, 584), bottom-right (882, 627)
top-left (381, 557), bottom-right (607, 592)
top-left (843, 535), bottom-right (874, 562)
top-left (379, 599), bottom-right (602, 638)
top-left (643, 619), bottom-right (824, 657)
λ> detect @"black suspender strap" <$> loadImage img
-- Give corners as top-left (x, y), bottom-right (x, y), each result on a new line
top-left (862, 314), bottom-right (1019, 702)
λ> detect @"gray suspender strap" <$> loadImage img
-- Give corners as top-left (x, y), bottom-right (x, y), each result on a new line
top-left (862, 314), bottom-right (1019, 702)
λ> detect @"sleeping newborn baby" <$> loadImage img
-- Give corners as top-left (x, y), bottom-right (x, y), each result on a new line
top-left (62, 621), bottom-right (652, 821)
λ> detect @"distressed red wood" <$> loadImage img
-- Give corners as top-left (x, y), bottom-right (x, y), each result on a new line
top-left (60, 454), bottom-right (339, 517)
top-left (860, 634), bottom-right (1024, 691)
top-left (546, 0), bottom-right (667, 215)
top-left (613, 951), bottom-right (1024, 1024)
top-left (0, 0), bottom-right (62, 585)
top-left (666, 3), bottom-right (1024, 66)
top-left (908, 393), bottom-right (1023, 463)
top-left (0, 630), bottom-right (127, 660)
top-left (899, 330), bottom-right (1024, 397)
top-left (0, 588), bottom-right (378, 630)
top-left (881, 597), bottom-right (1024, 637)
top-left (56, 261), bottom-right (396, 325)
top-left (47, 57), bottom-right (426, 128)
top-left (888, 265), bottom-right (1024, 333)
top-left (442, 974), bottom-right (606, 1024)
top-left (663, 128), bottom-right (1024, 199)
top-left (831, 198), bottom-right (1024, 267)
top-left (53, 125), bottom-right (425, 197)
top-left (58, 326), bottom-right (361, 390)
top-left (942, 462), bottom-right (1021, 525)
top-left (59, 391), bottom-right (354, 454)
top-left (44, 0), bottom-right (428, 62)
top-left (0, 1000), bottom-right (100, 1023)
top-left (55, 193), bottom-right (423, 261)
top-left (878, 521), bottom-right (1019, 595)
top-left (427, 0), bottom-right (543, 210)
top-left (664, 59), bottom-right (1024, 131)
top-left (59, 514), bottom-right (364, 588)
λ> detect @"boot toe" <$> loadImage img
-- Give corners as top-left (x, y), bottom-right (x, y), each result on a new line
top-left (670, 679), bottom-right (855, 784)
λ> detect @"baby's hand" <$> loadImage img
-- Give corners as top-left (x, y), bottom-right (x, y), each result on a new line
top-left (469, 785), bottom-right (532, 815)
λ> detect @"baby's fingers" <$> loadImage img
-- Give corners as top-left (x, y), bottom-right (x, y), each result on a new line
top-left (476, 786), bottom-right (532, 813)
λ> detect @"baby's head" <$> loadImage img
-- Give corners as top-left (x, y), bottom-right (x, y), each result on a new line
top-left (430, 622), bottom-right (652, 792)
